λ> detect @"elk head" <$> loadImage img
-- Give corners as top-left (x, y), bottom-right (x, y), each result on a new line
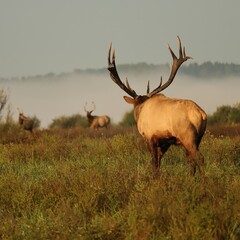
top-left (108, 37), bottom-right (207, 177)
top-left (84, 101), bottom-right (96, 124)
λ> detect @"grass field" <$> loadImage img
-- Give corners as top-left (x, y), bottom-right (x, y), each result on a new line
top-left (0, 125), bottom-right (240, 239)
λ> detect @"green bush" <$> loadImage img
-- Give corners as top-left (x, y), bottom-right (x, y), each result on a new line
top-left (49, 114), bottom-right (88, 129)
top-left (119, 110), bottom-right (135, 127)
top-left (31, 115), bottom-right (41, 129)
top-left (208, 103), bottom-right (240, 125)
top-left (0, 88), bottom-right (9, 121)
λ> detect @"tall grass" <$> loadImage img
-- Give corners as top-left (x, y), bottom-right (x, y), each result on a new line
top-left (0, 127), bottom-right (239, 239)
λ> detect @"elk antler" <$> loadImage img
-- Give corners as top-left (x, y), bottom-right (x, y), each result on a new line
top-left (108, 43), bottom-right (137, 98)
top-left (84, 101), bottom-right (96, 113)
top-left (84, 102), bottom-right (88, 112)
top-left (17, 107), bottom-right (24, 114)
top-left (91, 101), bottom-right (96, 112)
top-left (148, 36), bottom-right (192, 97)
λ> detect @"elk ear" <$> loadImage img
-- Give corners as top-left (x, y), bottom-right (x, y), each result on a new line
top-left (123, 96), bottom-right (135, 105)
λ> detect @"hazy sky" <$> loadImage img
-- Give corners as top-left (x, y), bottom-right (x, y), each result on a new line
top-left (1, 0), bottom-right (240, 78)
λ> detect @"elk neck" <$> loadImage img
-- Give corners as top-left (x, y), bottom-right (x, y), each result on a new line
top-left (19, 114), bottom-right (28, 125)
top-left (18, 118), bottom-right (24, 125)
top-left (133, 94), bottom-right (167, 122)
top-left (87, 112), bottom-right (96, 124)
top-left (132, 95), bottom-right (150, 122)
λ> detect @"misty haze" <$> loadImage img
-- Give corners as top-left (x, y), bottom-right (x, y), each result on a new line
top-left (1, 68), bottom-right (239, 128)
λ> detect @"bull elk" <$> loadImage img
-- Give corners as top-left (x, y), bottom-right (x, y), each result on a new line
top-left (84, 102), bottom-right (111, 129)
top-left (108, 36), bottom-right (207, 177)
top-left (18, 110), bottom-right (34, 133)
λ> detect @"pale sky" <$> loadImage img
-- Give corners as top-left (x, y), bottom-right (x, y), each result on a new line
top-left (1, 0), bottom-right (240, 78)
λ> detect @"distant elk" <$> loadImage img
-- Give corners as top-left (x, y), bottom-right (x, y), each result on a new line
top-left (108, 36), bottom-right (207, 177)
top-left (84, 102), bottom-right (111, 129)
top-left (18, 109), bottom-right (34, 133)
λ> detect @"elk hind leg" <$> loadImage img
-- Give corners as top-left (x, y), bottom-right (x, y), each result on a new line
top-left (148, 137), bottom-right (170, 176)
top-left (148, 140), bottom-right (158, 168)
top-left (147, 136), bottom-right (161, 177)
top-left (158, 142), bottom-right (170, 165)
top-left (195, 151), bottom-right (204, 176)
top-left (180, 128), bottom-right (204, 176)
top-left (186, 150), bottom-right (197, 176)
top-left (181, 137), bottom-right (198, 176)
top-left (185, 146), bottom-right (204, 176)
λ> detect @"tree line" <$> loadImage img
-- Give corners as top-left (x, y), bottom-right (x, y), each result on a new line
top-left (1, 61), bottom-right (240, 82)
top-left (114, 62), bottom-right (240, 79)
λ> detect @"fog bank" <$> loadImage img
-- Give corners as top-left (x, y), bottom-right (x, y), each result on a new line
top-left (1, 72), bottom-right (239, 128)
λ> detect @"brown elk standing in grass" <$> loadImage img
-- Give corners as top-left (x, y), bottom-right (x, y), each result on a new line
top-left (84, 102), bottom-right (111, 129)
top-left (108, 36), bottom-right (207, 177)
top-left (18, 110), bottom-right (34, 133)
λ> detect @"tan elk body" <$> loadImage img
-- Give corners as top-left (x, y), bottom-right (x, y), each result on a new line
top-left (133, 95), bottom-right (206, 140)
top-left (108, 37), bottom-right (207, 176)
top-left (84, 102), bottom-right (111, 129)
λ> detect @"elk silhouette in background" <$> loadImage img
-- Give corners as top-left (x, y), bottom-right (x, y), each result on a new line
top-left (18, 109), bottom-right (34, 133)
top-left (108, 36), bottom-right (207, 177)
top-left (84, 102), bottom-right (111, 129)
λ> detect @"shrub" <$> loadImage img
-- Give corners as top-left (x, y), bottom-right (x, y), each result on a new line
top-left (31, 115), bottom-right (41, 129)
top-left (119, 110), bottom-right (135, 127)
top-left (208, 103), bottom-right (240, 125)
top-left (49, 114), bottom-right (88, 129)
top-left (0, 88), bottom-right (9, 121)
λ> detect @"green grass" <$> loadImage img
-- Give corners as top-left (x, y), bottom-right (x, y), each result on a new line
top-left (0, 127), bottom-right (239, 239)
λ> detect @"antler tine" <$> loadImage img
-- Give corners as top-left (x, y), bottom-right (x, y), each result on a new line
top-left (92, 101), bottom-right (96, 111)
top-left (168, 43), bottom-right (177, 61)
top-left (125, 78), bottom-right (136, 95)
top-left (177, 36), bottom-right (183, 59)
top-left (178, 36), bottom-right (193, 60)
top-left (183, 47), bottom-right (186, 58)
top-left (146, 80), bottom-right (150, 94)
top-left (84, 102), bottom-right (88, 112)
top-left (148, 36), bottom-right (192, 97)
top-left (108, 42), bottom-right (113, 66)
top-left (108, 43), bottom-right (137, 98)
top-left (147, 77), bottom-right (162, 97)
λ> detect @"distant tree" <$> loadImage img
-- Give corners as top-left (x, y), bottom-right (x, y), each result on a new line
top-left (32, 116), bottom-right (41, 129)
top-left (228, 103), bottom-right (240, 123)
top-left (208, 103), bottom-right (240, 125)
top-left (181, 62), bottom-right (240, 78)
top-left (208, 105), bottom-right (231, 125)
top-left (119, 110), bottom-right (135, 127)
top-left (0, 88), bottom-right (9, 121)
top-left (49, 114), bottom-right (88, 129)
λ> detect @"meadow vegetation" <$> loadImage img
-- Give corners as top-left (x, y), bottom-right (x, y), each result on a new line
top-left (0, 123), bottom-right (239, 239)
